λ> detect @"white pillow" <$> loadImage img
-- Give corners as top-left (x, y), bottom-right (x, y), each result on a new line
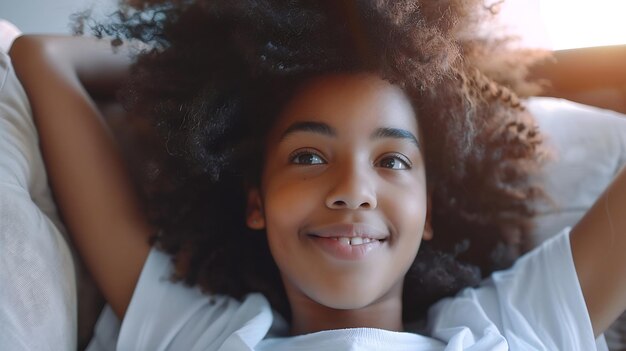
top-left (527, 97), bottom-right (626, 244)
top-left (0, 52), bottom-right (76, 350)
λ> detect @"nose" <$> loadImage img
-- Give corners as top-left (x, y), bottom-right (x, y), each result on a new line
top-left (325, 162), bottom-right (377, 210)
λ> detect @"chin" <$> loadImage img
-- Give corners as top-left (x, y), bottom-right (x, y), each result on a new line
top-left (306, 282), bottom-right (393, 311)
top-left (316, 296), bottom-right (378, 311)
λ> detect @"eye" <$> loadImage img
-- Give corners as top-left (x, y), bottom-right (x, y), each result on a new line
top-left (289, 149), bottom-right (326, 165)
top-left (376, 154), bottom-right (411, 170)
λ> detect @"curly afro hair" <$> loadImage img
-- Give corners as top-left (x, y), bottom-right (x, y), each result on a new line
top-left (91, 0), bottom-right (549, 323)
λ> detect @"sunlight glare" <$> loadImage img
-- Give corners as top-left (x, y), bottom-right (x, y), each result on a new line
top-left (540, 0), bottom-right (626, 50)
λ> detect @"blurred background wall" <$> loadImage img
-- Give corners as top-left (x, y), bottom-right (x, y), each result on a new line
top-left (1, 0), bottom-right (625, 50)
top-left (0, 0), bottom-right (116, 34)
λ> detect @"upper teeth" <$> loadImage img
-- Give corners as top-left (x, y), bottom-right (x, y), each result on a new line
top-left (335, 237), bottom-right (376, 245)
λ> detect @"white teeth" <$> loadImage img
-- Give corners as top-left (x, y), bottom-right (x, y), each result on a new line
top-left (332, 237), bottom-right (378, 245)
top-left (350, 237), bottom-right (363, 245)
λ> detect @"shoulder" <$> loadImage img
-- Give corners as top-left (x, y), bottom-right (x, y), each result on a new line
top-left (427, 228), bottom-right (607, 350)
top-left (89, 248), bottom-right (278, 350)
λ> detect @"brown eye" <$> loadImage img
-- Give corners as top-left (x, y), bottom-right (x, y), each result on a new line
top-left (289, 150), bottom-right (326, 165)
top-left (376, 155), bottom-right (411, 170)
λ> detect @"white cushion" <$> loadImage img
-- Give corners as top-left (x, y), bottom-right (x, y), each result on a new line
top-left (527, 97), bottom-right (626, 244)
top-left (0, 52), bottom-right (76, 350)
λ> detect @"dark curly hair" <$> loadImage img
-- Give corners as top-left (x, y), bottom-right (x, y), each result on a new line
top-left (90, 0), bottom-right (549, 323)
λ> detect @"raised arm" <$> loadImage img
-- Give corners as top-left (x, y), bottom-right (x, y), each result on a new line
top-left (571, 164), bottom-right (626, 336)
top-left (9, 35), bottom-right (152, 319)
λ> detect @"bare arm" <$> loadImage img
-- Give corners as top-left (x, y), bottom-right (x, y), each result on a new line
top-left (571, 164), bottom-right (626, 336)
top-left (9, 35), bottom-right (152, 319)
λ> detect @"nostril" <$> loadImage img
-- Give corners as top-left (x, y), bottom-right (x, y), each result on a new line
top-left (333, 200), bottom-right (347, 207)
top-left (330, 200), bottom-right (373, 209)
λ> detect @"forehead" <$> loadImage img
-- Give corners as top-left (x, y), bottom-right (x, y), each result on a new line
top-left (271, 73), bottom-right (419, 137)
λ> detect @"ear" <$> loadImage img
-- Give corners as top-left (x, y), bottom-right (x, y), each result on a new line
top-left (246, 187), bottom-right (266, 230)
top-left (422, 194), bottom-right (433, 241)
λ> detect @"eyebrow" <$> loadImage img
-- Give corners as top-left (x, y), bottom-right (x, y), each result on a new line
top-left (372, 127), bottom-right (421, 148)
top-left (280, 121), bottom-right (420, 149)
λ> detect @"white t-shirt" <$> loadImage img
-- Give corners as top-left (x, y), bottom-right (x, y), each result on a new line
top-left (86, 228), bottom-right (608, 350)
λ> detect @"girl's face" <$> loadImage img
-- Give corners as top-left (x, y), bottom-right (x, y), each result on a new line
top-left (247, 73), bottom-right (431, 311)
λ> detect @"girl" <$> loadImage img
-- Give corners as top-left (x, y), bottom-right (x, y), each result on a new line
top-left (9, 0), bottom-right (626, 349)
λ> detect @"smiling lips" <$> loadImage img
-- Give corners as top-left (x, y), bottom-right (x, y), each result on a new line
top-left (307, 223), bottom-right (389, 260)
top-left (308, 222), bottom-right (389, 240)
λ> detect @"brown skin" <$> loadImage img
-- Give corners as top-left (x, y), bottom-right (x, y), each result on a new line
top-left (571, 164), bottom-right (626, 337)
top-left (9, 35), bottom-right (626, 337)
top-left (9, 35), bottom-right (152, 319)
top-left (530, 45), bottom-right (626, 114)
top-left (246, 74), bottom-right (431, 334)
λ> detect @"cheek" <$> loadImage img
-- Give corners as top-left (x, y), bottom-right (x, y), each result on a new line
top-left (261, 173), bottom-right (327, 288)
top-left (262, 172), bottom-right (321, 244)
top-left (381, 176), bottom-right (428, 259)
top-left (384, 172), bottom-right (427, 229)
top-left (395, 190), bottom-right (426, 228)
top-left (384, 205), bottom-right (426, 284)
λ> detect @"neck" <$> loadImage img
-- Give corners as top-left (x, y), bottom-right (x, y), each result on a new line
top-left (286, 282), bottom-right (405, 335)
